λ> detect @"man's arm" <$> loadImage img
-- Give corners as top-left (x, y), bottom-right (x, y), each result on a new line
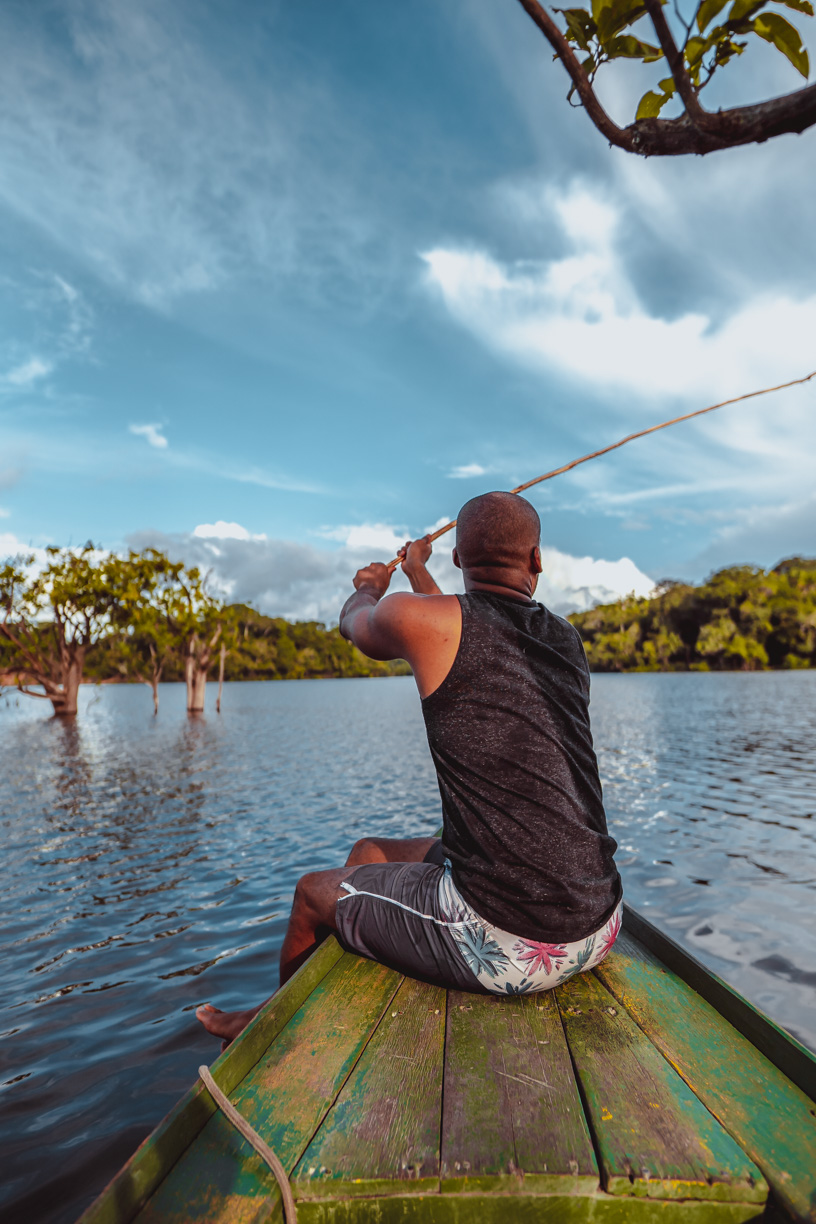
top-left (397, 535), bottom-right (441, 595)
top-left (339, 544), bottom-right (461, 699)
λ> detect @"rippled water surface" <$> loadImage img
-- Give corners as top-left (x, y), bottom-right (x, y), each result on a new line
top-left (2, 673), bottom-right (815, 1223)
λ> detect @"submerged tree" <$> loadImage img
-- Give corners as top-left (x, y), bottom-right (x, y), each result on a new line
top-left (105, 551), bottom-right (192, 715)
top-left (516, 0), bottom-right (814, 154)
top-left (0, 545), bottom-right (113, 716)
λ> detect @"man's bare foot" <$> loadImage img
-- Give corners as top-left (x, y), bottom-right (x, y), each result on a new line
top-left (196, 1002), bottom-right (261, 1046)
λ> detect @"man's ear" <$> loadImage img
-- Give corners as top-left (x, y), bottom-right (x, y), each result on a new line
top-left (532, 545), bottom-right (543, 575)
top-left (452, 548), bottom-right (461, 571)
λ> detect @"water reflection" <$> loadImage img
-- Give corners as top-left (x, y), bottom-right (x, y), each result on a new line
top-left (1, 673), bottom-right (815, 1223)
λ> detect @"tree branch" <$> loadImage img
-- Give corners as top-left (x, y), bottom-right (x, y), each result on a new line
top-left (642, 0), bottom-right (710, 125)
top-left (515, 0), bottom-right (816, 155)
top-left (514, 0), bottom-right (630, 146)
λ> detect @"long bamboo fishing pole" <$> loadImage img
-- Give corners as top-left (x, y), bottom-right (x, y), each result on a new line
top-left (386, 370), bottom-right (816, 570)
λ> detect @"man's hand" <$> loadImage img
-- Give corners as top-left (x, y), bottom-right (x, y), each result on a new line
top-left (398, 535), bottom-right (433, 573)
top-left (352, 561), bottom-right (392, 598)
top-left (397, 535), bottom-right (441, 596)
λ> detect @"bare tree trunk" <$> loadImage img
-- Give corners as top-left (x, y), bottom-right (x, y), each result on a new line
top-left (185, 627), bottom-right (221, 714)
top-left (51, 652), bottom-right (84, 717)
top-left (149, 644), bottom-right (160, 715)
top-left (216, 642), bottom-right (226, 714)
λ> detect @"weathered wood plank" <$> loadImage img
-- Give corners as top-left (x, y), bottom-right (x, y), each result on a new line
top-left (441, 988), bottom-right (598, 1194)
top-left (78, 935), bottom-right (345, 1224)
top-left (596, 931), bottom-right (816, 1223)
top-left (297, 1192), bottom-right (766, 1223)
top-left (556, 970), bottom-right (767, 1202)
top-left (623, 903), bottom-right (816, 1101)
top-left (134, 954), bottom-right (402, 1224)
top-left (294, 976), bottom-right (445, 1198)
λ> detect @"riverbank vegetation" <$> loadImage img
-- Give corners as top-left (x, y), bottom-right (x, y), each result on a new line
top-left (569, 557), bottom-right (816, 672)
top-left (0, 547), bottom-right (407, 717)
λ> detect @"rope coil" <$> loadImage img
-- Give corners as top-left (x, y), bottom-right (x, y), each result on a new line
top-left (198, 1064), bottom-right (297, 1223)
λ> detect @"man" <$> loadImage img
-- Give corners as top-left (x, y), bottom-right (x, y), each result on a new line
top-left (197, 492), bottom-right (621, 1043)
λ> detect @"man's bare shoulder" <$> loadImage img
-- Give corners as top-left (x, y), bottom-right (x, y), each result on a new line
top-left (375, 590), bottom-right (459, 622)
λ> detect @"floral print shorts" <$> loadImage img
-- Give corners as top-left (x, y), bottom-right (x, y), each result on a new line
top-left (438, 862), bottom-right (622, 995)
top-left (335, 852), bottom-right (622, 997)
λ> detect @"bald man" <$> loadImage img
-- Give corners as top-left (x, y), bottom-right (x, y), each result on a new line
top-left (198, 493), bottom-right (621, 1043)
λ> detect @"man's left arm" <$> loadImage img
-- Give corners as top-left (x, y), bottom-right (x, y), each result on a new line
top-left (338, 563), bottom-right (409, 660)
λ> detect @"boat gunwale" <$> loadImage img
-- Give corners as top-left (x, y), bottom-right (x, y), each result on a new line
top-left (622, 902), bottom-right (816, 1100)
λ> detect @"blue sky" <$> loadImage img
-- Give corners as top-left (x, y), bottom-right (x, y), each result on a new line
top-left (1, 0), bottom-right (815, 620)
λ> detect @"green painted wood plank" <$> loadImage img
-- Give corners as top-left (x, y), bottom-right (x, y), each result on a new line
top-left (440, 988), bottom-right (599, 1195)
top-left (556, 971), bottom-right (766, 1202)
top-left (78, 935), bottom-right (345, 1224)
top-left (293, 976), bottom-right (446, 1199)
top-left (596, 931), bottom-right (816, 1223)
top-left (133, 954), bottom-right (403, 1224)
top-left (623, 904), bottom-right (816, 1102)
top-left (297, 1192), bottom-right (766, 1223)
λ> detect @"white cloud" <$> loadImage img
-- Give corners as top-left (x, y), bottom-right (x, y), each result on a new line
top-left (129, 423), bottom-right (168, 450)
top-left (126, 522), bottom-right (653, 623)
top-left (4, 357), bottom-right (53, 387)
top-left (448, 463), bottom-right (487, 479)
top-left (193, 521), bottom-right (266, 542)
top-left (421, 186), bottom-right (816, 403)
top-left (319, 523), bottom-right (409, 555)
top-left (0, 507), bottom-right (10, 519)
top-left (537, 546), bottom-right (653, 612)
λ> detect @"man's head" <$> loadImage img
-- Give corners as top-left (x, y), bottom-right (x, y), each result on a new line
top-left (453, 492), bottom-right (542, 594)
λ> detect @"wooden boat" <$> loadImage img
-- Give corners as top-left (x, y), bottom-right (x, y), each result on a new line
top-left (79, 902), bottom-right (816, 1224)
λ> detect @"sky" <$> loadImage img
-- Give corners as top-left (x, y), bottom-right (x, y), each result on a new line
top-left (1, 0), bottom-right (814, 622)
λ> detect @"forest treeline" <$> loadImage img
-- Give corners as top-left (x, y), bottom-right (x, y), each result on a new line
top-left (0, 545), bottom-right (407, 718)
top-left (569, 557), bottom-right (816, 672)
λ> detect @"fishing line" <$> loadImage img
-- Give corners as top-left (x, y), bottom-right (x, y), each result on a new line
top-left (386, 371), bottom-right (816, 570)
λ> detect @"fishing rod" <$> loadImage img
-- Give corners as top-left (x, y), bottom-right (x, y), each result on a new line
top-left (386, 370), bottom-right (816, 570)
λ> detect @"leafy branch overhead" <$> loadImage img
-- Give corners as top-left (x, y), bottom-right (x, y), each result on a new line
top-left (516, 0), bottom-right (815, 153)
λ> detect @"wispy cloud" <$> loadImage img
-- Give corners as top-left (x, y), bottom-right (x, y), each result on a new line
top-left (3, 357), bottom-right (53, 387)
top-left (0, 1), bottom-right (402, 311)
top-left (448, 462), bottom-right (487, 479)
top-left (129, 422), bottom-right (168, 450)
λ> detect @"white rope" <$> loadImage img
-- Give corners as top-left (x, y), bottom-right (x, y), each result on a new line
top-left (198, 1064), bottom-right (297, 1223)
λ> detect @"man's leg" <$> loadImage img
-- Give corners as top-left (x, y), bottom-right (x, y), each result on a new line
top-left (196, 865), bottom-right (350, 1044)
top-left (345, 835), bottom-right (438, 866)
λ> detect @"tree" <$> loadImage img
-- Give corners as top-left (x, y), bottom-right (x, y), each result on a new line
top-left (104, 551), bottom-right (190, 715)
top-left (570, 556), bottom-right (816, 670)
top-left (516, 0), bottom-right (815, 155)
top-left (0, 545), bottom-right (113, 716)
top-left (173, 567), bottom-right (224, 714)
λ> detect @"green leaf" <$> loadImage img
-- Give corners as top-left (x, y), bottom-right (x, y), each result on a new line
top-left (605, 32), bottom-right (663, 56)
top-left (558, 6), bottom-right (597, 50)
top-left (696, 0), bottom-right (729, 30)
top-left (772, 0), bottom-right (814, 14)
top-left (596, 0), bottom-right (648, 41)
top-left (727, 0), bottom-right (764, 20)
top-left (658, 76), bottom-right (677, 92)
top-left (635, 90), bottom-right (667, 118)
top-left (684, 33), bottom-right (712, 62)
top-left (754, 10), bottom-right (810, 74)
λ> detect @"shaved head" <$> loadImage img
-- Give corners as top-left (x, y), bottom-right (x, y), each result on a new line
top-left (455, 492), bottom-right (540, 571)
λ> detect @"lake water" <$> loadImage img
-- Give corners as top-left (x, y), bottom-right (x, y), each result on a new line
top-left (2, 672), bottom-right (815, 1223)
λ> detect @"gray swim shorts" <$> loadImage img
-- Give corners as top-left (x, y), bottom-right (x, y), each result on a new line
top-left (334, 840), bottom-right (622, 996)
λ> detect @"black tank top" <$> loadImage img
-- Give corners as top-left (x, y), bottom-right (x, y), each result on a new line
top-left (422, 591), bottom-right (621, 941)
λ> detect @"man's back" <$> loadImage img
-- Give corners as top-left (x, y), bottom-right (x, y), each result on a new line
top-left (423, 590), bottom-right (621, 942)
